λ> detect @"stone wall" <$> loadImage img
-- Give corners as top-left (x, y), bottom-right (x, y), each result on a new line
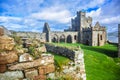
top-left (45, 43), bottom-right (83, 62)
top-left (118, 24), bottom-right (120, 57)
top-left (50, 31), bottom-right (78, 43)
top-left (0, 35), bottom-right (55, 80)
top-left (45, 43), bottom-right (86, 80)
top-left (45, 44), bottom-right (73, 60)
top-left (82, 28), bottom-right (92, 46)
top-left (92, 30), bottom-right (106, 46)
top-left (16, 32), bottom-right (46, 42)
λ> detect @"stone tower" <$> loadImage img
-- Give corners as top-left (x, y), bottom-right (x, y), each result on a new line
top-left (118, 24), bottom-right (120, 57)
top-left (71, 11), bottom-right (92, 43)
top-left (43, 22), bottom-right (50, 33)
top-left (43, 22), bottom-right (51, 42)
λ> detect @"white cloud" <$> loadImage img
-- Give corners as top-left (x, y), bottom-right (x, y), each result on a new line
top-left (85, 0), bottom-right (105, 8)
top-left (87, 7), bottom-right (120, 25)
top-left (0, 16), bottom-right (44, 31)
top-left (101, 16), bottom-right (120, 24)
top-left (0, 16), bottom-right (21, 23)
top-left (87, 8), bottom-right (101, 18)
top-left (1, 22), bottom-right (23, 30)
top-left (86, 8), bottom-right (102, 25)
top-left (30, 6), bottom-right (72, 24)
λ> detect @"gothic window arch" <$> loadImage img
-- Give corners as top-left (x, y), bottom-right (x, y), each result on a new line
top-left (52, 34), bottom-right (59, 43)
top-left (67, 35), bottom-right (72, 43)
top-left (60, 34), bottom-right (65, 42)
top-left (74, 35), bottom-right (77, 40)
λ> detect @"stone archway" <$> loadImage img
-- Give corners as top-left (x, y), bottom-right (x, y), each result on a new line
top-left (52, 34), bottom-right (59, 43)
top-left (67, 35), bottom-right (72, 43)
top-left (60, 34), bottom-right (65, 43)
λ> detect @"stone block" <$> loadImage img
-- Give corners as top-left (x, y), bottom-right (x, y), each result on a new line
top-left (0, 36), bottom-right (15, 50)
top-left (0, 36), bottom-right (14, 44)
top-left (36, 45), bottom-right (46, 53)
top-left (17, 49), bottom-right (24, 54)
top-left (24, 69), bottom-right (38, 79)
top-left (39, 66), bottom-right (46, 75)
top-left (0, 71), bottom-right (24, 80)
top-left (19, 53), bottom-right (33, 62)
top-left (0, 51), bottom-right (18, 64)
top-left (34, 74), bottom-right (46, 80)
top-left (0, 43), bottom-right (15, 50)
top-left (0, 64), bottom-right (6, 73)
top-left (47, 73), bottom-right (55, 79)
top-left (38, 64), bottom-right (55, 75)
top-left (8, 56), bottom-right (54, 70)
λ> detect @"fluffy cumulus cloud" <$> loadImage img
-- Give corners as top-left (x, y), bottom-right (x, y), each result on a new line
top-left (30, 6), bottom-right (72, 24)
top-left (0, 0), bottom-right (120, 35)
top-left (86, 0), bottom-right (120, 33)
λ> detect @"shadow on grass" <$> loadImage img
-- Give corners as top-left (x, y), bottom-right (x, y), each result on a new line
top-left (81, 44), bottom-right (118, 58)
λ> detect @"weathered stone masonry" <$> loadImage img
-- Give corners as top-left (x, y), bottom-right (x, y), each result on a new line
top-left (118, 24), bottom-right (120, 57)
top-left (45, 43), bottom-right (76, 60)
top-left (45, 43), bottom-right (86, 80)
top-left (0, 31), bottom-right (55, 80)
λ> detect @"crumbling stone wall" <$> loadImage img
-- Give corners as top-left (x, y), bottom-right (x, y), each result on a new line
top-left (45, 43), bottom-right (83, 62)
top-left (0, 35), bottom-right (55, 80)
top-left (45, 43), bottom-right (75, 60)
top-left (118, 24), bottom-right (120, 57)
top-left (16, 32), bottom-right (46, 42)
top-left (45, 43), bottom-right (86, 80)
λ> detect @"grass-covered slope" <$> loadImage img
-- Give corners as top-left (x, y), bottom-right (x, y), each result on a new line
top-left (47, 52), bottom-right (70, 65)
top-left (51, 43), bottom-right (120, 80)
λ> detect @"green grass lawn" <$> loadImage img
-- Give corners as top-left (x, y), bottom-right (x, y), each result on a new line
top-left (47, 52), bottom-right (70, 66)
top-left (51, 43), bottom-right (120, 80)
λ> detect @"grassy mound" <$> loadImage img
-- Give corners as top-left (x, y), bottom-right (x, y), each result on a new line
top-left (51, 43), bottom-right (120, 80)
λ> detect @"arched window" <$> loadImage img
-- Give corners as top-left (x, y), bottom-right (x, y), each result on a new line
top-left (67, 35), bottom-right (72, 43)
top-left (52, 34), bottom-right (59, 43)
top-left (74, 35), bottom-right (77, 40)
top-left (60, 35), bottom-right (65, 42)
top-left (100, 35), bottom-right (102, 40)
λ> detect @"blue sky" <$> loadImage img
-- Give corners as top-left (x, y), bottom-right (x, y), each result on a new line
top-left (0, 0), bottom-right (120, 33)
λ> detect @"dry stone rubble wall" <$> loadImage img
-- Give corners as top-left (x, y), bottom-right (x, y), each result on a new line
top-left (0, 33), bottom-right (55, 80)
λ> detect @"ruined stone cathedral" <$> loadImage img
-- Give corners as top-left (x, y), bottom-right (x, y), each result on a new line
top-left (42, 11), bottom-right (106, 46)
top-left (0, 11), bottom-right (107, 46)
